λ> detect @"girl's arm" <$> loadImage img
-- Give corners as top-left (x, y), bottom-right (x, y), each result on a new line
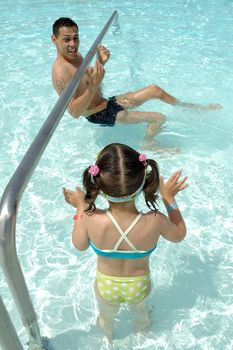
top-left (158, 170), bottom-right (188, 242)
top-left (63, 187), bottom-right (90, 251)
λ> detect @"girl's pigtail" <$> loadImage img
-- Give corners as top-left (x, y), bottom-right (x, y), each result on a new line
top-left (143, 159), bottom-right (160, 211)
top-left (83, 168), bottom-right (100, 213)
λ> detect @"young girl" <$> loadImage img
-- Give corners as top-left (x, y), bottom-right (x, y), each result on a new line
top-left (63, 143), bottom-right (188, 341)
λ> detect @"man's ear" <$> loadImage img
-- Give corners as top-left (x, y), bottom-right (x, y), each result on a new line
top-left (51, 35), bottom-right (57, 44)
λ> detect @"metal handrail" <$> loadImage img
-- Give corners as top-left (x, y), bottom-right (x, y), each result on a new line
top-left (0, 295), bottom-right (24, 350)
top-left (0, 11), bottom-right (118, 349)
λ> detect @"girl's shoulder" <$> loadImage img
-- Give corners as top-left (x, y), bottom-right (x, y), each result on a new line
top-left (84, 208), bottom-right (110, 232)
top-left (142, 210), bottom-right (162, 217)
top-left (84, 207), bottom-right (107, 219)
top-left (142, 210), bottom-right (166, 223)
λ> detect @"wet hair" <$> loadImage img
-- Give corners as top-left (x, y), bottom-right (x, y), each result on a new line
top-left (52, 17), bottom-right (78, 37)
top-left (83, 143), bottom-right (160, 212)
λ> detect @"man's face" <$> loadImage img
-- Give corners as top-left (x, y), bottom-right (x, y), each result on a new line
top-left (52, 26), bottom-right (79, 61)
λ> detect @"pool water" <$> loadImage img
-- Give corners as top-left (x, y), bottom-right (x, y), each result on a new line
top-left (0, 0), bottom-right (233, 349)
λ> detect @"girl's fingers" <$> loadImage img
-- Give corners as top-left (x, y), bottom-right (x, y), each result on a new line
top-left (177, 176), bottom-right (188, 188)
top-left (177, 183), bottom-right (189, 192)
top-left (167, 170), bottom-right (181, 184)
top-left (159, 175), bottom-right (164, 184)
top-left (159, 175), bottom-right (164, 191)
top-left (172, 170), bottom-right (182, 181)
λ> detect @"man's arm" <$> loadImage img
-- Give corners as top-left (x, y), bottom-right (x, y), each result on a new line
top-left (53, 60), bottom-right (104, 118)
top-left (55, 76), bottom-right (66, 95)
top-left (52, 64), bottom-right (72, 96)
top-left (68, 61), bottom-right (105, 117)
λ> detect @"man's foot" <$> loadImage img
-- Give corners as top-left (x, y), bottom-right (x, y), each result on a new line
top-left (142, 140), bottom-right (180, 154)
top-left (205, 103), bottom-right (223, 110)
top-left (177, 101), bottom-right (223, 111)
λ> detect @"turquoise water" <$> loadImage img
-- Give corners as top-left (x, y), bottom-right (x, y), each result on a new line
top-left (0, 0), bottom-right (233, 349)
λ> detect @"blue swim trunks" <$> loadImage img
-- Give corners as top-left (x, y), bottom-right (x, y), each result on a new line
top-left (86, 96), bottom-right (124, 127)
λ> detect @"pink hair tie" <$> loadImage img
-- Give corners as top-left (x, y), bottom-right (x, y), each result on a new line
top-left (88, 164), bottom-right (100, 176)
top-left (139, 153), bottom-right (147, 166)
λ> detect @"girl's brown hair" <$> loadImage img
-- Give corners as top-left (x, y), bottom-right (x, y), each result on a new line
top-left (83, 143), bottom-right (160, 212)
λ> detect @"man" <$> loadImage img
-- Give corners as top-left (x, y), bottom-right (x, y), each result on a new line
top-left (51, 17), bottom-right (221, 142)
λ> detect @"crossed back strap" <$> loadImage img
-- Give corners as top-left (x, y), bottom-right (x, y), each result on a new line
top-left (106, 210), bottom-right (143, 251)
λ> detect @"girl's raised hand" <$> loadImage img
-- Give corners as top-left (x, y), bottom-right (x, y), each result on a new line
top-left (63, 187), bottom-right (85, 209)
top-left (160, 170), bottom-right (188, 202)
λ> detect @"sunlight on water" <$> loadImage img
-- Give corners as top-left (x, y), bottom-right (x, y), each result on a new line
top-left (0, 0), bottom-right (233, 349)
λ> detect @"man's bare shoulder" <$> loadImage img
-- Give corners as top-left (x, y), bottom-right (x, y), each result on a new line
top-left (52, 54), bottom-right (83, 95)
top-left (52, 61), bottom-right (72, 95)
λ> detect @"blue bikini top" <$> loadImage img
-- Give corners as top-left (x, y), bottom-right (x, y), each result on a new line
top-left (89, 210), bottom-right (157, 259)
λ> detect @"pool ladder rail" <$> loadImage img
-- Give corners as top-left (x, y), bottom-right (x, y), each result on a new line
top-left (0, 10), bottom-right (119, 350)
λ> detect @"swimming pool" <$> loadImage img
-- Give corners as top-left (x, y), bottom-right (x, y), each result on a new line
top-left (0, 0), bottom-right (233, 349)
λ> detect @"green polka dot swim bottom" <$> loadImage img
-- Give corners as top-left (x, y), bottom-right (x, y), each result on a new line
top-left (96, 270), bottom-right (151, 304)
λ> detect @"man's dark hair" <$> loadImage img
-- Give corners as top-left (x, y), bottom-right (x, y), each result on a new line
top-left (52, 17), bottom-right (78, 37)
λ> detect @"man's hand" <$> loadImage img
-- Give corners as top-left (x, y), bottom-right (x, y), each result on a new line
top-left (86, 60), bottom-right (105, 90)
top-left (97, 45), bottom-right (110, 65)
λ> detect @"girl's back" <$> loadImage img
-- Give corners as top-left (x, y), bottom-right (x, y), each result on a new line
top-left (63, 142), bottom-right (188, 341)
top-left (86, 207), bottom-right (163, 277)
